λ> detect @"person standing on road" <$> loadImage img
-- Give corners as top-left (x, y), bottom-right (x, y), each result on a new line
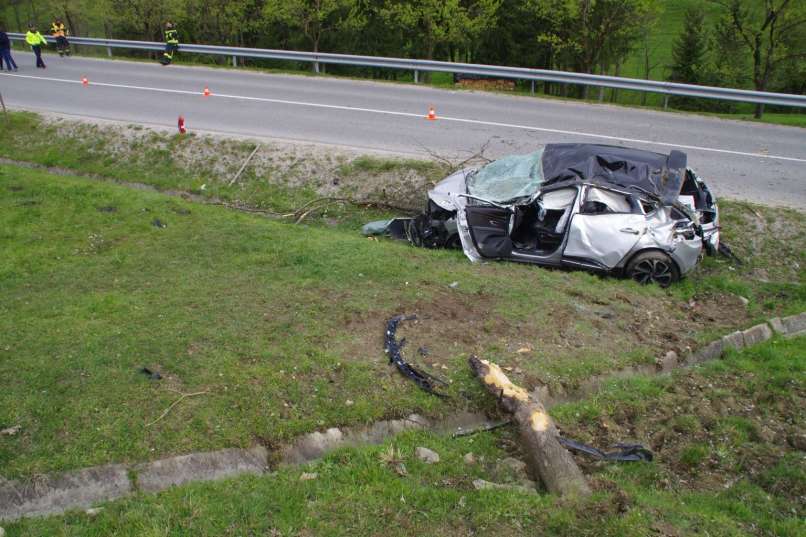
top-left (25, 24), bottom-right (47, 68)
top-left (159, 22), bottom-right (179, 65)
top-left (50, 18), bottom-right (71, 57)
top-left (0, 27), bottom-right (19, 71)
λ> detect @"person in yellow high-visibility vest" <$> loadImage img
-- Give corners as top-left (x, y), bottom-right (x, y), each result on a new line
top-left (25, 24), bottom-right (47, 68)
top-left (50, 18), bottom-right (71, 57)
top-left (159, 22), bottom-right (179, 65)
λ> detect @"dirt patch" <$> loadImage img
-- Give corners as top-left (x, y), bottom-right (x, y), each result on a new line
top-left (340, 284), bottom-right (508, 371)
top-left (559, 365), bottom-right (805, 505)
top-left (43, 115), bottom-right (447, 211)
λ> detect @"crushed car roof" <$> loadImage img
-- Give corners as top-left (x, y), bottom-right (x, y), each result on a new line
top-left (541, 144), bottom-right (687, 205)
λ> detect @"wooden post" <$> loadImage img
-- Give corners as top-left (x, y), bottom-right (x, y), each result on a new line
top-left (0, 91), bottom-right (7, 120)
top-left (469, 356), bottom-right (590, 497)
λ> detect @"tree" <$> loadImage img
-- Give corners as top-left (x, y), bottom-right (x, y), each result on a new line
top-left (710, 0), bottom-right (806, 117)
top-left (263, 0), bottom-right (351, 60)
top-left (528, 0), bottom-right (655, 97)
top-left (669, 6), bottom-right (707, 85)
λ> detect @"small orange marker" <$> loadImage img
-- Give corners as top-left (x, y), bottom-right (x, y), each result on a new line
top-left (203, 86), bottom-right (211, 97)
top-left (426, 106), bottom-right (436, 120)
top-left (81, 77), bottom-right (88, 86)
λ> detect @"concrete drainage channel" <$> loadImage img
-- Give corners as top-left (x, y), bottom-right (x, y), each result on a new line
top-left (1, 312), bottom-right (804, 523)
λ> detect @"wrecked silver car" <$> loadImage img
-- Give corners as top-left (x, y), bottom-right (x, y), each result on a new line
top-left (365, 144), bottom-right (720, 287)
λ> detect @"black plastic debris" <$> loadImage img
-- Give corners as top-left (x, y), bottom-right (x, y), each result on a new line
top-left (558, 436), bottom-right (653, 462)
top-left (140, 367), bottom-right (162, 380)
top-left (385, 315), bottom-right (448, 398)
top-left (151, 218), bottom-right (167, 229)
top-left (718, 241), bottom-right (743, 265)
top-left (417, 346), bottom-right (429, 357)
top-left (97, 206), bottom-right (117, 213)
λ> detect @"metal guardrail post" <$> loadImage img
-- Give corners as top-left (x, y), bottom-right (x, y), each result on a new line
top-left (232, 55), bottom-right (237, 67)
top-left (531, 80), bottom-right (535, 95)
top-left (414, 69), bottom-right (419, 84)
top-left (5, 33), bottom-right (805, 109)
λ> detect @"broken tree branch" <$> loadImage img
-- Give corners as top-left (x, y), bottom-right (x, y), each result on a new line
top-left (413, 138), bottom-right (495, 173)
top-left (146, 389), bottom-right (209, 427)
top-left (228, 144), bottom-right (261, 186)
top-left (468, 356), bottom-right (591, 497)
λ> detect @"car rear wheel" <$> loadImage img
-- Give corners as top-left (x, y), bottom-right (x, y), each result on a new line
top-left (626, 251), bottom-right (680, 287)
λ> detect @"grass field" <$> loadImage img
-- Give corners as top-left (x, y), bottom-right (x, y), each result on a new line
top-left (0, 112), bottom-right (804, 534)
top-left (5, 337), bottom-right (803, 536)
top-left (1, 112), bottom-right (805, 478)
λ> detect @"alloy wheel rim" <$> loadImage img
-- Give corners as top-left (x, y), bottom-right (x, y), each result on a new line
top-left (632, 259), bottom-right (673, 287)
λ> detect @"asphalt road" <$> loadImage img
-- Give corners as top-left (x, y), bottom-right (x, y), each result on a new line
top-left (2, 51), bottom-right (805, 208)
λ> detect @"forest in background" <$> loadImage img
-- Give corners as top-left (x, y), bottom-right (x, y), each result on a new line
top-left (2, 0), bottom-right (805, 117)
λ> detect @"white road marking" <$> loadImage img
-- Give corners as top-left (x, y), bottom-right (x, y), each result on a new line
top-left (3, 72), bottom-right (805, 164)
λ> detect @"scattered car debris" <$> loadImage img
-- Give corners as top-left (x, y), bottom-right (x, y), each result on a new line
top-left (385, 315), bottom-right (448, 398)
top-left (718, 241), bottom-right (743, 264)
top-left (140, 367), bottom-right (162, 380)
top-left (299, 472), bottom-right (318, 481)
top-left (557, 437), bottom-right (653, 462)
top-left (365, 144), bottom-right (722, 287)
top-left (151, 218), bottom-right (167, 228)
top-left (1, 425), bottom-right (21, 436)
top-left (96, 206), bottom-right (117, 213)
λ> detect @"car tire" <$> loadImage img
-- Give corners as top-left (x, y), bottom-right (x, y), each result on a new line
top-left (625, 251), bottom-right (680, 288)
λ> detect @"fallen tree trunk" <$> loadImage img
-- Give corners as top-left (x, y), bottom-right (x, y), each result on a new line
top-left (469, 355), bottom-right (590, 497)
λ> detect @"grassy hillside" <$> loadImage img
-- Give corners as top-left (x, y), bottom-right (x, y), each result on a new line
top-left (6, 337), bottom-right (804, 536)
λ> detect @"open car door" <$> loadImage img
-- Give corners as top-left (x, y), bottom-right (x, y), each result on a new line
top-left (464, 205), bottom-right (514, 259)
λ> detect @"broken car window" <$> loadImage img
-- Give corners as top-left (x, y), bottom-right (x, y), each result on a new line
top-left (582, 187), bottom-right (633, 214)
top-left (466, 150), bottom-right (545, 204)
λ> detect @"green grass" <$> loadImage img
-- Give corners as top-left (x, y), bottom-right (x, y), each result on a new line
top-left (6, 337), bottom-right (803, 536)
top-left (0, 113), bottom-right (803, 481)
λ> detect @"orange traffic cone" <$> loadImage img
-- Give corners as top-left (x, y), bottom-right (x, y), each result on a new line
top-left (426, 106), bottom-right (437, 120)
top-left (81, 77), bottom-right (88, 86)
top-left (178, 115), bottom-right (187, 134)
top-left (203, 86), bottom-right (211, 97)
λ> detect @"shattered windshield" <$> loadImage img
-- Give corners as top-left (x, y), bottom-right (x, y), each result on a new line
top-left (465, 150), bottom-right (545, 203)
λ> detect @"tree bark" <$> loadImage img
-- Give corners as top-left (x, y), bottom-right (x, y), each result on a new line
top-left (468, 356), bottom-right (591, 497)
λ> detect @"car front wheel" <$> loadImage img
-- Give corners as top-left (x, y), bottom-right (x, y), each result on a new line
top-left (626, 251), bottom-right (680, 287)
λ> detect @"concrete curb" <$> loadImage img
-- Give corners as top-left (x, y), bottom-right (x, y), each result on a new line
top-left (0, 413), bottom-right (487, 522)
top-left (0, 464), bottom-right (130, 521)
top-left (2, 313), bottom-right (803, 523)
top-left (537, 312), bottom-right (805, 409)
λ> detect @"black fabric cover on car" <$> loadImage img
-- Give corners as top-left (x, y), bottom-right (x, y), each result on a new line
top-left (541, 144), bottom-right (686, 205)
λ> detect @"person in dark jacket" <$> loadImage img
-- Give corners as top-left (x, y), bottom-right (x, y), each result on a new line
top-left (0, 27), bottom-right (19, 71)
top-left (159, 22), bottom-right (179, 65)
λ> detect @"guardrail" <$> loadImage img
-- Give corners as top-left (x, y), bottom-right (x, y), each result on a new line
top-left (8, 33), bottom-right (806, 109)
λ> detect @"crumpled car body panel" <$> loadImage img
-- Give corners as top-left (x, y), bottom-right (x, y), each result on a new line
top-left (366, 145), bottom-right (720, 284)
